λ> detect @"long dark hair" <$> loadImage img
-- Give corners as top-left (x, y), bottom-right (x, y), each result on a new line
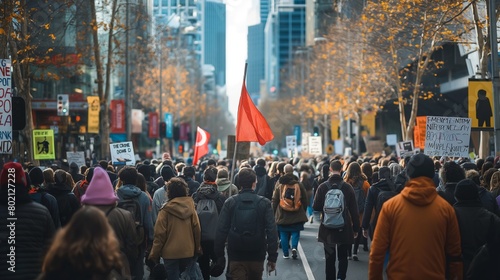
top-left (41, 206), bottom-right (122, 279)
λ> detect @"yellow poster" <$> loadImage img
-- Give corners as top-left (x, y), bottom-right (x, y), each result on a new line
top-left (361, 111), bottom-right (376, 137)
top-left (468, 80), bottom-right (494, 129)
top-left (331, 118), bottom-right (340, 140)
top-left (87, 96), bottom-right (100, 133)
top-left (33, 129), bottom-right (55, 160)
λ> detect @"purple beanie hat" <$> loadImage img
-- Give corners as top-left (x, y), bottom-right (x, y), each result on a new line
top-left (81, 167), bottom-right (118, 205)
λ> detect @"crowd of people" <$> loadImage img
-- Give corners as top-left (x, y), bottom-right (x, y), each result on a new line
top-left (1, 151), bottom-right (500, 279)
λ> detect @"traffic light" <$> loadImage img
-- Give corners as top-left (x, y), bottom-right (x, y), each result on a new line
top-left (313, 126), bottom-right (320, 136)
top-left (159, 122), bottom-right (166, 138)
top-left (57, 94), bottom-right (69, 116)
top-left (178, 144), bottom-right (183, 154)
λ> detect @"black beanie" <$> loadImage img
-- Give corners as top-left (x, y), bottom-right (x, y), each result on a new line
top-left (160, 165), bottom-right (175, 182)
top-left (29, 167), bottom-right (45, 185)
top-left (455, 179), bottom-right (479, 201)
top-left (406, 154), bottom-right (435, 179)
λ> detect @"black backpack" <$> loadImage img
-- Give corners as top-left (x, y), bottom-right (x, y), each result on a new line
top-left (228, 194), bottom-right (265, 252)
top-left (371, 187), bottom-right (398, 234)
top-left (117, 198), bottom-right (145, 244)
top-left (352, 180), bottom-right (366, 213)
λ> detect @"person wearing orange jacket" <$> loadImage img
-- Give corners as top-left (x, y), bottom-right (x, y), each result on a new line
top-left (369, 153), bottom-right (463, 280)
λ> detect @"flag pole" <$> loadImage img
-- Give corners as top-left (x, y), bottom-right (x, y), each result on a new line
top-left (229, 63), bottom-right (248, 190)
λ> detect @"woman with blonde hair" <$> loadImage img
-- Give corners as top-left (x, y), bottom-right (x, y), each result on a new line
top-left (38, 206), bottom-right (124, 280)
top-left (490, 171), bottom-right (500, 199)
top-left (344, 161), bottom-right (370, 260)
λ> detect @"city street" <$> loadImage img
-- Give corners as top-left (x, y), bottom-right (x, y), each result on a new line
top-left (212, 221), bottom-right (370, 280)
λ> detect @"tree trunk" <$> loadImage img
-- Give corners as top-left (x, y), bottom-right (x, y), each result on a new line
top-left (90, 0), bottom-right (109, 159)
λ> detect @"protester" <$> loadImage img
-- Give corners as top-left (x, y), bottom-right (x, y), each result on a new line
top-left (152, 165), bottom-right (176, 222)
top-left (216, 167), bottom-right (238, 198)
top-left (312, 160), bottom-right (359, 280)
top-left (0, 162), bottom-right (56, 280)
top-left (38, 206), bottom-right (124, 279)
top-left (214, 168), bottom-right (278, 279)
top-left (453, 179), bottom-right (500, 278)
top-left (80, 167), bottom-right (142, 279)
top-left (29, 166), bottom-right (61, 228)
top-left (272, 173), bottom-right (308, 259)
top-left (47, 169), bottom-right (80, 226)
top-left (369, 153), bottom-right (463, 280)
top-left (148, 178), bottom-right (202, 280)
top-left (116, 166), bottom-right (154, 280)
top-left (192, 166), bottom-right (226, 280)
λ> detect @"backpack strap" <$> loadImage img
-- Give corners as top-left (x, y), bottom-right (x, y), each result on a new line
top-left (105, 206), bottom-right (116, 217)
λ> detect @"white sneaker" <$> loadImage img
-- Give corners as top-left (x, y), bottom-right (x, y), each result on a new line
top-left (283, 254), bottom-right (290, 259)
top-left (292, 249), bottom-right (298, 259)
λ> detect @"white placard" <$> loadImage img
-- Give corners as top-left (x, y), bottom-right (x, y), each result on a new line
top-left (386, 134), bottom-right (398, 146)
top-left (301, 132), bottom-right (311, 153)
top-left (396, 140), bottom-right (415, 158)
top-left (334, 139), bottom-right (343, 155)
top-left (308, 136), bottom-right (323, 156)
top-left (0, 59), bottom-right (12, 154)
top-left (66, 151), bottom-right (86, 168)
top-left (110, 141), bottom-right (136, 166)
top-left (424, 116), bottom-right (471, 157)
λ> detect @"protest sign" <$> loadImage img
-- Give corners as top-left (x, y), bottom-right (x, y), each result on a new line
top-left (424, 116), bottom-right (471, 157)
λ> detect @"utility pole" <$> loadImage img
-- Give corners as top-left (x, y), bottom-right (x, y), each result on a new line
top-left (489, 0), bottom-right (500, 155)
top-left (125, 1), bottom-right (131, 141)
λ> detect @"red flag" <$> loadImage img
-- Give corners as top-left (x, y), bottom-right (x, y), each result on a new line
top-left (193, 126), bottom-right (210, 166)
top-left (236, 81), bottom-right (274, 145)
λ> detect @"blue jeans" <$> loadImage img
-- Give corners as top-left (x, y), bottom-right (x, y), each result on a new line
top-left (164, 257), bottom-right (192, 280)
top-left (280, 231), bottom-right (300, 256)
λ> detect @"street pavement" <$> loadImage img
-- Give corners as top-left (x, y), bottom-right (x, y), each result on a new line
top-left (145, 220), bottom-right (372, 279)
top-left (211, 220), bottom-right (371, 280)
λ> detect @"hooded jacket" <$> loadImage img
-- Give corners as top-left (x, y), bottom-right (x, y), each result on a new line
top-left (454, 199), bottom-right (500, 278)
top-left (47, 182), bottom-right (80, 227)
top-left (369, 177), bottom-right (463, 280)
top-left (149, 196), bottom-right (201, 260)
top-left (192, 182), bottom-right (226, 213)
top-left (216, 178), bottom-right (238, 198)
top-left (117, 184), bottom-right (154, 242)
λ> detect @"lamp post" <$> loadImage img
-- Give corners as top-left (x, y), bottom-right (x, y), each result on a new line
top-left (488, 0), bottom-right (500, 155)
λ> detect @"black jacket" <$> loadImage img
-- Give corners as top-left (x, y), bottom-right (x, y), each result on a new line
top-left (312, 174), bottom-right (359, 245)
top-left (0, 202), bottom-right (55, 280)
top-left (454, 200), bottom-right (500, 278)
top-left (192, 183), bottom-right (226, 213)
top-left (30, 189), bottom-right (61, 228)
top-left (214, 189), bottom-right (278, 262)
top-left (361, 179), bottom-right (394, 233)
top-left (478, 187), bottom-right (500, 216)
top-left (438, 182), bottom-right (458, 206)
top-left (47, 183), bottom-right (80, 226)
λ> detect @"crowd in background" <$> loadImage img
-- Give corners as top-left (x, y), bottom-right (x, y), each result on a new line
top-left (1, 151), bottom-right (500, 279)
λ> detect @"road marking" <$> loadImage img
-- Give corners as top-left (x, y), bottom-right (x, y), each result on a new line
top-left (298, 242), bottom-right (315, 280)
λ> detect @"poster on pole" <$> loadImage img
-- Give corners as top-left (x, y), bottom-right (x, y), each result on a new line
top-left (308, 136), bottom-right (323, 156)
top-left (66, 151), bottom-right (86, 168)
top-left (0, 59), bottom-right (12, 154)
top-left (33, 130), bottom-right (55, 160)
top-left (424, 116), bottom-right (471, 157)
top-left (110, 141), bottom-right (136, 166)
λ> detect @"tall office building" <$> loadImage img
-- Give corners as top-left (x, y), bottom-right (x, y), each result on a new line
top-left (265, 0), bottom-right (306, 99)
top-left (204, 0), bottom-right (226, 86)
top-left (247, 0), bottom-right (271, 103)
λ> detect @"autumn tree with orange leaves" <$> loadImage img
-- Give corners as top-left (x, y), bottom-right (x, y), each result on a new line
top-left (362, 0), bottom-right (470, 141)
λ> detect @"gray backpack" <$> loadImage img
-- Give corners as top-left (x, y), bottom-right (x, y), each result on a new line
top-left (322, 182), bottom-right (346, 230)
top-left (196, 199), bottom-right (218, 241)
